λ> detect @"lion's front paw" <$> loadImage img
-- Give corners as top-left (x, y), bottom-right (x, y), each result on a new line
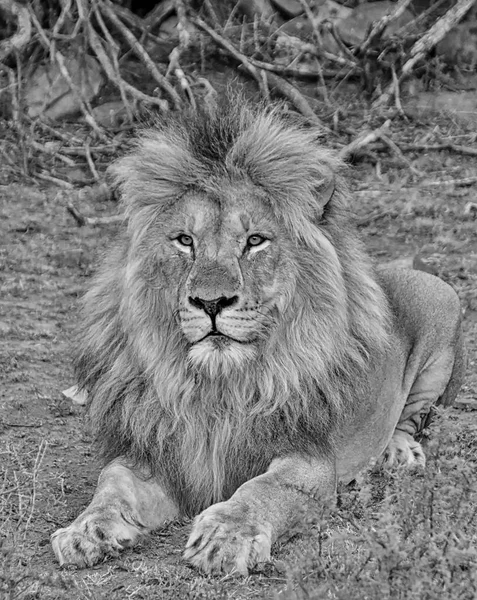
top-left (51, 510), bottom-right (142, 568)
top-left (184, 501), bottom-right (272, 575)
top-left (382, 431), bottom-right (426, 468)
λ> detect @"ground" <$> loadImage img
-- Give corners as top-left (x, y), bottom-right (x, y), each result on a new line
top-left (1, 115), bottom-right (476, 600)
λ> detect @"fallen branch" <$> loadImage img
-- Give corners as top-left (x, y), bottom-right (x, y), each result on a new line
top-left (338, 120), bottom-right (391, 161)
top-left (357, 209), bottom-right (398, 227)
top-left (248, 56), bottom-right (355, 79)
top-left (355, 177), bottom-right (477, 198)
top-left (31, 141), bottom-right (76, 166)
top-left (62, 181), bottom-right (121, 225)
top-left (401, 142), bottom-right (477, 157)
top-left (379, 133), bottom-right (422, 175)
top-left (373, 0), bottom-right (477, 108)
top-left (358, 0), bottom-right (414, 55)
top-left (37, 172), bottom-right (74, 187)
top-left (67, 204), bottom-right (123, 227)
top-left (419, 176), bottom-right (477, 187)
top-left (264, 71), bottom-right (327, 127)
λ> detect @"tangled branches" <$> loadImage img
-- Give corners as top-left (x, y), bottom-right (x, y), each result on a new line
top-left (0, 0), bottom-right (475, 188)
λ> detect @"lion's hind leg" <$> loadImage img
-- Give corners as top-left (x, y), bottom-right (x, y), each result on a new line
top-left (382, 341), bottom-right (464, 469)
top-left (51, 460), bottom-right (178, 567)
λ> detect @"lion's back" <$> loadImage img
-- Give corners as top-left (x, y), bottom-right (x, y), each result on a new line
top-left (378, 267), bottom-right (463, 352)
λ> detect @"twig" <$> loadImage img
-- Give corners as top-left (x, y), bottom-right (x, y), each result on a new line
top-left (355, 177), bottom-right (477, 198)
top-left (84, 140), bottom-right (100, 181)
top-left (54, 51), bottom-right (106, 137)
top-left (419, 176), bottom-right (477, 187)
top-left (400, 143), bottom-right (477, 157)
top-left (338, 120), bottom-right (391, 161)
top-left (168, 46), bottom-right (196, 109)
top-left (297, 0), bottom-right (329, 103)
top-left (57, 181), bottom-right (115, 209)
top-left (36, 172), bottom-right (74, 187)
top-left (78, 0), bottom-right (169, 111)
top-left (31, 141), bottom-right (76, 166)
top-left (274, 35), bottom-right (357, 68)
top-left (358, 0), bottom-right (414, 55)
top-left (0, 0), bottom-right (32, 62)
top-left (67, 203), bottom-right (123, 227)
top-left (142, 0), bottom-right (175, 31)
top-left (325, 22), bottom-right (358, 63)
top-left (357, 209), bottom-right (397, 227)
top-left (193, 16), bottom-right (269, 98)
top-left (391, 66), bottom-right (403, 114)
top-left (56, 144), bottom-right (120, 156)
top-left (28, 5), bottom-right (107, 137)
top-left (464, 202), bottom-right (477, 215)
top-left (373, 0), bottom-right (477, 108)
top-left (32, 119), bottom-right (84, 145)
top-left (264, 72), bottom-right (326, 127)
top-left (379, 133), bottom-right (422, 175)
top-left (51, 0), bottom-right (73, 57)
top-left (193, 16), bottom-right (326, 124)
top-left (173, 0), bottom-right (191, 48)
top-left (92, 2), bottom-right (135, 122)
top-left (23, 440), bottom-right (48, 537)
top-left (0, 64), bottom-right (20, 123)
top-left (100, 0), bottom-right (181, 109)
top-left (2, 421), bottom-right (42, 428)
top-left (248, 56), bottom-right (353, 79)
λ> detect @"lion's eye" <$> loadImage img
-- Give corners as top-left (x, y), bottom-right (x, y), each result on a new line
top-left (247, 235), bottom-right (267, 247)
top-left (176, 234), bottom-right (193, 247)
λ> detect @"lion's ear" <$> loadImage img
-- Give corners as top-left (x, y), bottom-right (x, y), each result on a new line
top-left (319, 178), bottom-right (335, 207)
top-left (314, 169), bottom-right (336, 219)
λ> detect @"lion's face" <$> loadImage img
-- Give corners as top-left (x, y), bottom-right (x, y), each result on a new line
top-left (154, 182), bottom-right (295, 373)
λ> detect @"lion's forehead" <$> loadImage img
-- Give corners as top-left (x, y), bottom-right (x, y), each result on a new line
top-left (177, 188), bottom-right (278, 243)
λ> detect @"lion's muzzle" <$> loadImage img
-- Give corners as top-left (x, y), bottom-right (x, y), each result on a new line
top-left (189, 294), bottom-right (239, 323)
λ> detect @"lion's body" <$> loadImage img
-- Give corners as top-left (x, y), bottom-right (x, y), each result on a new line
top-left (51, 99), bottom-right (465, 573)
top-left (337, 267), bottom-right (464, 481)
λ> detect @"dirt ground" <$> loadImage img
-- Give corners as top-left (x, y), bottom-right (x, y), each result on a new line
top-left (1, 118), bottom-right (476, 599)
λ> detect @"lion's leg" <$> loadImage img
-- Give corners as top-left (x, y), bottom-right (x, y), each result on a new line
top-left (51, 459), bottom-right (179, 567)
top-left (184, 454), bottom-right (335, 574)
top-left (384, 341), bottom-right (464, 468)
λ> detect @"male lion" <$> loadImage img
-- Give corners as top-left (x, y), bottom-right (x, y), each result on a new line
top-left (52, 99), bottom-right (465, 574)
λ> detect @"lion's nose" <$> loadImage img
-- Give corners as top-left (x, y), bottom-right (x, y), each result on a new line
top-left (188, 295), bottom-right (238, 318)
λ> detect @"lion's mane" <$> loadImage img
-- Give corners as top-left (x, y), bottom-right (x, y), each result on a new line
top-left (76, 99), bottom-right (390, 515)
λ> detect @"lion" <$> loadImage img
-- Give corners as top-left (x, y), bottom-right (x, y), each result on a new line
top-left (51, 98), bottom-right (465, 574)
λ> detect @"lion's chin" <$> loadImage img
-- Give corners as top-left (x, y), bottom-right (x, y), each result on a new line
top-left (188, 337), bottom-right (257, 376)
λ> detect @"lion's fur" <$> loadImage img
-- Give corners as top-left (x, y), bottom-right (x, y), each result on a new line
top-left (76, 99), bottom-right (390, 515)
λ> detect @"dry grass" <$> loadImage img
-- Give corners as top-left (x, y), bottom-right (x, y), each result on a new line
top-left (1, 411), bottom-right (476, 599)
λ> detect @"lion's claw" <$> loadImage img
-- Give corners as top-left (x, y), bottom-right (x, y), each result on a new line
top-left (51, 513), bottom-right (142, 567)
top-left (184, 501), bottom-right (272, 575)
top-left (382, 431), bottom-right (426, 468)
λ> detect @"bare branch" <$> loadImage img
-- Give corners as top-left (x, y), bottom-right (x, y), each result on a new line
top-left (358, 0), bottom-right (414, 55)
top-left (100, 0), bottom-right (182, 109)
top-left (0, 0), bottom-right (31, 62)
top-left (373, 0), bottom-right (477, 108)
top-left (193, 16), bottom-right (269, 97)
top-left (339, 120), bottom-right (391, 161)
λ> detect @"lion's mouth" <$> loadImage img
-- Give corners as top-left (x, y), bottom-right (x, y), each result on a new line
top-left (196, 329), bottom-right (245, 344)
top-left (201, 330), bottom-right (230, 342)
